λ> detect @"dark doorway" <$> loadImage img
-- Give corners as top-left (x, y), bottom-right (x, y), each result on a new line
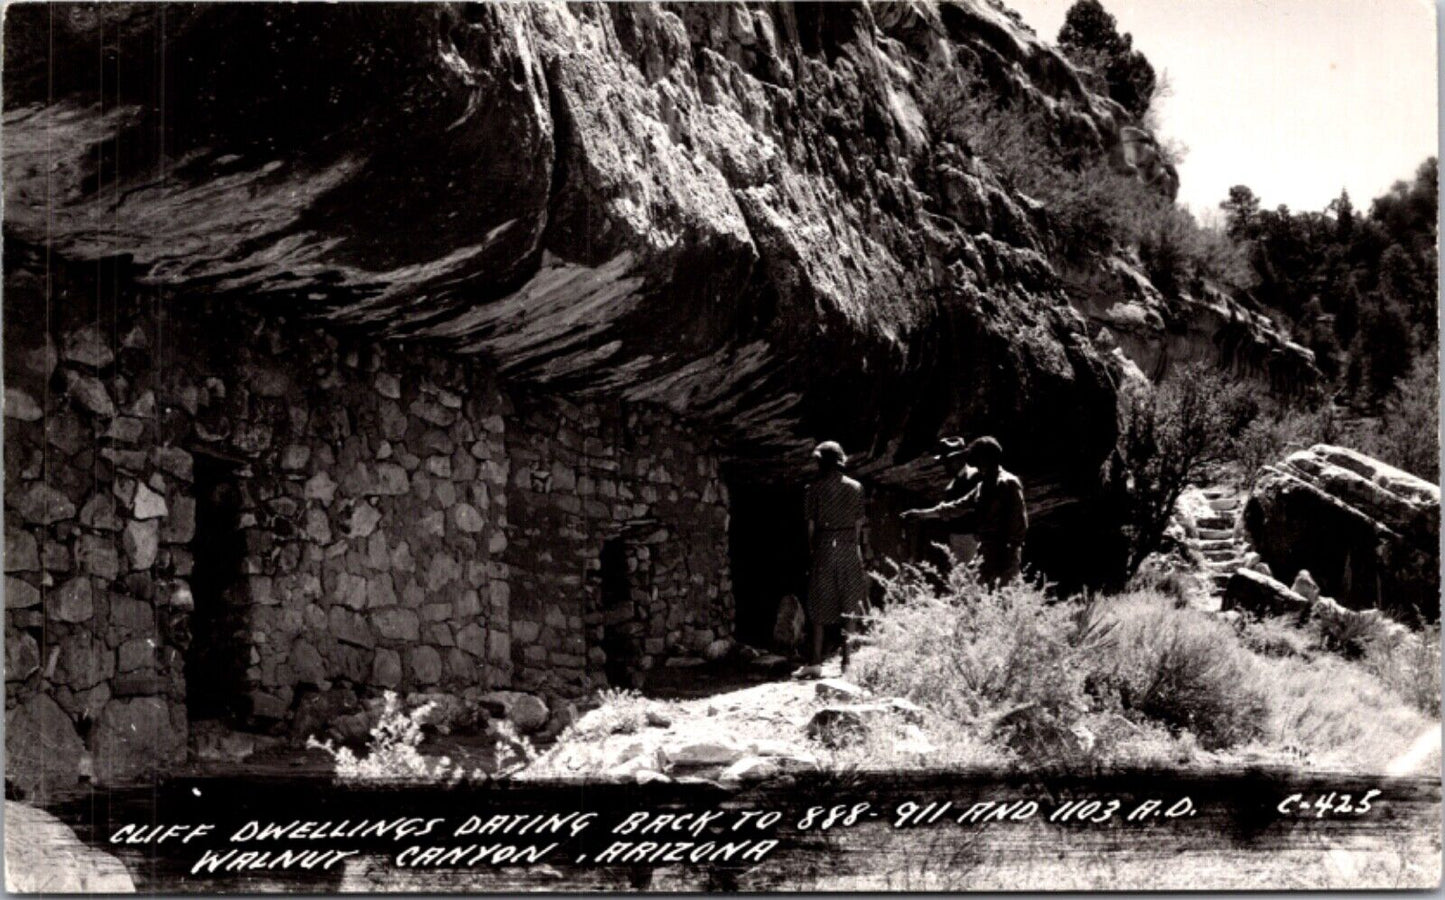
top-left (599, 538), bottom-right (635, 687)
top-left (185, 453), bottom-right (250, 722)
top-left (727, 480), bottom-right (809, 649)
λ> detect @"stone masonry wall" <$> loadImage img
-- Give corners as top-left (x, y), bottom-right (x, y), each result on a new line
top-left (4, 299), bottom-right (514, 791)
top-left (5, 293), bottom-right (733, 794)
top-left (505, 393), bottom-right (734, 698)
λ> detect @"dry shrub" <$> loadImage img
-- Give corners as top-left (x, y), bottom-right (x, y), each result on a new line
top-left (852, 558), bottom-right (1091, 735)
top-left (856, 559), bottom-right (1435, 771)
top-left (1239, 615), bottom-right (1315, 660)
top-left (563, 688), bottom-right (666, 740)
top-left (1363, 624), bottom-right (1442, 717)
top-left (1093, 594), bottom-right (1269, 749)
top-left (307, 692), bottom-right (469, 783)
top-left (306, 691), bottom-right (535, 782)
top-left (854, 559), bottom-right (1261, 763)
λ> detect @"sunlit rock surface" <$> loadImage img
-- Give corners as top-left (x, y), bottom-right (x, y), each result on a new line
top-left (3, 2), bottom-right (1309, 501)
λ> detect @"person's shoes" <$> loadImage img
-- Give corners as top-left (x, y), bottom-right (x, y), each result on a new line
top-left (791, 664), bottom-right (823, 680)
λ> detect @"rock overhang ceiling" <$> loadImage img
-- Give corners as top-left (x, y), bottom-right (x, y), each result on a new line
top-left (3, 2), bottom-right (1180, 497)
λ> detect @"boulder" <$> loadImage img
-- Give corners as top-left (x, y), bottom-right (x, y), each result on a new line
top-left (805, 698), bottom-right (926, 748)
top-left (4, 801), bottom-right (136, 893)
top-left (91, 697), bottom-right (187, 785)
top-left (5, 694), bottom-right (85, 800)
top-left (1290, 570), bottom-right (1321, 603)
top-left (806, 706), bottom-right (872, 748)
top-left (660, 738), bottom-right (748, 768)
top-left (1245, 445), bottom-right (1439, 621)
top-left (477, 691), bottom-right (549, 734)
top-left (815, 678), bottom-right (867, 702)
top-left (1222, 569), bottom-right (1313, 618)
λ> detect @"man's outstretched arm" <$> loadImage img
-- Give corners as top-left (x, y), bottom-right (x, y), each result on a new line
top-left (903, 490), bottom-right (977, 522)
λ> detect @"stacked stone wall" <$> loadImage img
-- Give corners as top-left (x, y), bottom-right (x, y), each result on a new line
top-left (5, 294), bottom-right (734, 792)
top-left (5, 300), bottom-right (516, 788)
top-left (504, 394), bottom-right (734, 697)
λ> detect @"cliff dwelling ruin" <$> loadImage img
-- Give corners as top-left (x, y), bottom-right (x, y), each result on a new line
top-left (2, 2), bottom-right (1322, 789)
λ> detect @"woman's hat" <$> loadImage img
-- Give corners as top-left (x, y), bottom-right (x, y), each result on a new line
top-left (813, 441), bottom-right (847, 466)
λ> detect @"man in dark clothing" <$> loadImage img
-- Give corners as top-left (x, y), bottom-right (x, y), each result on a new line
top-left (903, 436), bottom-right (1027, 586)
top-left (931, 436), bottom-right (982, 564)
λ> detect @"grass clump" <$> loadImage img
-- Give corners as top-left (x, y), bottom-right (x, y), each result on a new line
top-left (562, 688), bottom-right (670, 741)
top-left (306, 692), bottom-right (535, 783)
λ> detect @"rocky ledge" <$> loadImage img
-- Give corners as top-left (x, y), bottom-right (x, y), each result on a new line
top-left (1243, 445), bottom-right (1439, 622)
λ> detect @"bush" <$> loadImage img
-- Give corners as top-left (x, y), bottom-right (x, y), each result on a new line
top-left (1363, 625), bottom-right (1442, 717)
top-left (856, 559), bottom-right (1267, 759)
top-left (562, 688), bottom-right (667, 741)
top-left (1093, 594), bottom-right (1269, 748)
top-left (852, 559), bottom-right (1096, 743)
top-left (856, 559), bottom-right (1434, 770)
top-left (306, 692), bottom-right (535, 782)
top-left (1226, 402), bottom-right (1338, 484)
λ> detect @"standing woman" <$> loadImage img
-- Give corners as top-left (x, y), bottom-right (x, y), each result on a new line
top-left (801, 441), bottom-right (868, 675)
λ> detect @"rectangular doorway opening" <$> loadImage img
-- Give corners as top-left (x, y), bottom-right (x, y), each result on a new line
top-left (726, 480), bottom-right (808, 649)
top-left (185, 452), bottom-right (251, 723)
top-left (599, 538), bottom-right (637, 687)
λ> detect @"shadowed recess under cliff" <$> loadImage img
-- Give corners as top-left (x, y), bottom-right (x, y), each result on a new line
top-left (2, 1), bottom-right (1306, 517)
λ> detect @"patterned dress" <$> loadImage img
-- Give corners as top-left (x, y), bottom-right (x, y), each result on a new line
top-left (804, 473), bottom-right (868, 625)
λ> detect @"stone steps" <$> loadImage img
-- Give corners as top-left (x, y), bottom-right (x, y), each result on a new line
top-left (1181, 484), bottom-right (1257, 609)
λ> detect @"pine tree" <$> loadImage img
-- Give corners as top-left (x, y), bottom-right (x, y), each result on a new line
top-left (1057, 0), bottom-right (1156, 119)
top-left (1334, 280), bottom-right (1362, 346)
top-left (1219, 185), bottom-right (1259, 242)
top-left (1359, 297), bottom-right (1414, 401)
top-left (1330, 189), bottom-right (1355, 244)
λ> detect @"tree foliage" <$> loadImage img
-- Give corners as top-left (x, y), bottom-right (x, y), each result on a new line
top-left (1222, 158), bottom-right (1438, 404)
top-left (1057, 0), bottom-right (1158, 119)
top-left (1117, 365), bottom-right (1256, 577)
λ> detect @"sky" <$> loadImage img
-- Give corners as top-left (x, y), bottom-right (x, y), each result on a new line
top-left (1003, 0), bottom-right (1439, 216)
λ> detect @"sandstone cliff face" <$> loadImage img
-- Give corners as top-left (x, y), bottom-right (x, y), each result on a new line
top-left (4, 0), bottom-right (1197, 503)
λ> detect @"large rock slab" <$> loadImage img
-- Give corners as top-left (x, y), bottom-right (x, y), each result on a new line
top-left (0, 0), bottom-right (1138, 507)
top-left (91, 697), bottom-right (187, 785)
top-left (1244, 445), bottom-right (1439, 622)
top-left (476, 691), bottom-right (549, 734)
top-left (5, 694), bottom-right (85, 801)
top-left (4, 801), bottom-right (135, 893)
top-left (1222, 569), bottom-right (1313, 619)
